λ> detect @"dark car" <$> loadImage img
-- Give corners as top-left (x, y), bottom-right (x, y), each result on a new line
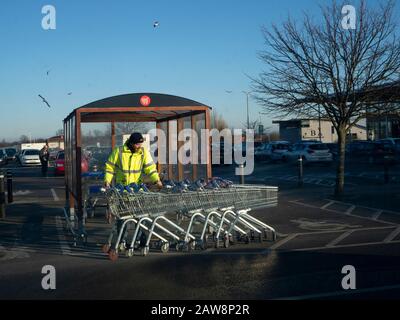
top-left (370, 142), bottom-right (396, 164)
top-left (0, 149), bottom-right (7, 166)
top-left (4, 148), bottom-right (17, 161)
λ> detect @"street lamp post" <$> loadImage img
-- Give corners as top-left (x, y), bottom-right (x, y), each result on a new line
top-left (242, 91), bottom-right (252, 129)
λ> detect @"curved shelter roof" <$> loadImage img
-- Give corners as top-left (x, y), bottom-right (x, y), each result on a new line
top-left (65, 93), bottom-right (211, 123)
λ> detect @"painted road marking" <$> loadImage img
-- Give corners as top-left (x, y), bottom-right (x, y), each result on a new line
top-left (325, 230), bottom-right (354, 247)
top-left (345, 205), bottom-right (356, 214)
top-left (372, 210), bottom-right (384, 220)
top-left (269, 234), bottom-right (298, 250)
top-left (325, 199), bottom-right (400, 217)
top-left (383, 226), bottom-right (400, 243)
top-left (291, 239), bottom-right (400, 252)
top-left (289, 200), bottom-right (397, 226)
top-left (51, 188), bottom-right (59, 201)
top-left (321, 201), bottom-right (335, 210)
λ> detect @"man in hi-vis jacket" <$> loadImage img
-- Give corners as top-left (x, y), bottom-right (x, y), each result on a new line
top-left (104, 132), bottom-right (162, 189)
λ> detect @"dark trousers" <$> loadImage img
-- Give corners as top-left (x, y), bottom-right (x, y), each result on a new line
top-left (41, 161), bottom-right (48, 176)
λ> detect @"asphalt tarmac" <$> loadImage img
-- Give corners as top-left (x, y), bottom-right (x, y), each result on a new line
top-left (1, 163), bottom-right (400, 299)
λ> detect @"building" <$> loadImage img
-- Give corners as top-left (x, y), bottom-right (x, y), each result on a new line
top-left (273, 119), bottom-right (367, 143)
top-left (47, 135), bottom-right (64, 149)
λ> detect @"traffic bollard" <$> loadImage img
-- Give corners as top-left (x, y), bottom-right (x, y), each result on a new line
top-left (298, 156), bottom-right (303, 187)
top-left (0, 174), bottom-right (5, 219)
top-left (238, 164), bottom-right (245, 185)
top-left (6, 170), bottom-right (13, 203)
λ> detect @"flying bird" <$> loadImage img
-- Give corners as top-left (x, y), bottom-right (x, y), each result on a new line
top-left (38, 94), bottom-right (51, 108)
top-left (67, 92), bottom-right (72, 95)
top-left (46, 70), bottom-right (50, 76)
top-left (153, 21), bottom-right (159, 28)
top-left (225, 90), bottom-right (232, 93)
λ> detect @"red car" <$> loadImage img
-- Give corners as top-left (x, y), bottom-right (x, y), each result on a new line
top-left (54, 151), bottom-right (90, 176)
top-left (54, 151), bottom-right (65, 175)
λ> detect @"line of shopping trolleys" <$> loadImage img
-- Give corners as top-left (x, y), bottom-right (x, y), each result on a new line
top-left (96, 177), bottom-right (278, 261)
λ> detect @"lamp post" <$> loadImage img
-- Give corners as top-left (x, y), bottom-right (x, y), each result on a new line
top-left (242, 91), bottom-right (253, 129)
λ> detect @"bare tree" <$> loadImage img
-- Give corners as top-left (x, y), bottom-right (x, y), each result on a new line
top-left (252, 0), bottom-right (400, 196)
top-left (19, 135), bottom-right (29, 143)
top-left (211, 111), bottom-right (229, 131)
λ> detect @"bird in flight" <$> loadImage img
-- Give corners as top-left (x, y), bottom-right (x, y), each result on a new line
top-left (38, 94), bottom-right (51, 108)
top-left (225, 90), bottom-right (233, 93)
top-left (46, 70), bottom-right (50, 76)
top-left (67, 92), bottom-right (72, 95)
top-left (153, 21), bottom-right (159, 28)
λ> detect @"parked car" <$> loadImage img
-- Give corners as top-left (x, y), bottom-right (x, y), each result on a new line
top-left (346, 141), bottom-right (376, 157)
top-left (377, 138), bottom-right (400, 152)
top-left (54, 151), bottom-right (65, 175)
top-left (4, 147), bottom-right (17, 161)
top-left (369, 142), bottom-right (396, 164)
top-left (287, 142), bottom-right (333, 164)
top-left (20, 149), bottom-right (41, 166)
top-left (255, 141), bottom-right (291, 162)
top-left (0, 149), bottom-right (7, 166)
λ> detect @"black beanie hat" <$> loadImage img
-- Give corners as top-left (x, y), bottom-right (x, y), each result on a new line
top-left (129, 132), bottom-right (144, 144)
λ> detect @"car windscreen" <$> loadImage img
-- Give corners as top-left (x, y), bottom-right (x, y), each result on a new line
top-left (308, 144), bottom-right (328, 150)
top-left (24, 150), bottom-right (40, 156)
top-left (0, 150), bottom-right (5, 156)
top-left (57, 153), bottom-right (65, 160)
top-left (5, 148), bottom-right (16, 156)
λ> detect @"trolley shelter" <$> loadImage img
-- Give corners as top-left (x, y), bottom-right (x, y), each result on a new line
top-left (63, 93), bottom-right (212, 219)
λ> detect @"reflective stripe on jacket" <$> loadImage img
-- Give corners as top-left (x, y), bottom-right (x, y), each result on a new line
top-left (104, 144), bottom-right (159, 185)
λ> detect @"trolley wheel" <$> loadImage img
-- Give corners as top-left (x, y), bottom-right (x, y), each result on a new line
top-left (141, 246), bottom-right (149, 256)
top-left (161, 242), bottom-right (170, 253)
top-left (125, 248), bottom-right (134, 258)
top-left (101, 243), bottom-right (111, 253)
top-left (108, 249), bottom-right (119, 261)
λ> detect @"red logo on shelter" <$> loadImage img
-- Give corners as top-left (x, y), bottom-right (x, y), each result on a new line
top-left (140, 95), bottom-right (151, 106)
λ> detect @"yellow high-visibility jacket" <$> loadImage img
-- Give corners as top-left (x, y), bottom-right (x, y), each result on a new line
top-left (104, 144), bottom-right (159, 186)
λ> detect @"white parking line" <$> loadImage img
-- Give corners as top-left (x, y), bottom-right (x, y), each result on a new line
top-left (290, 200), bottom-right (397, 226)
top-left (325, 231), bottom-right (353, 247)
top-left (383, 226), bottom-right (400, 243)
top-left (291, 239), bottom-right (400, 252)
top-left (321, 200), bottom-right (335, 210)
top-left (269, 234), bottom-right (298, 250)
top-left (345, 205), bottom-right (356, 214)
top-left (50, 188), bottom-right (59, 201)
top-left (372, 210), bottom-right (383, 220)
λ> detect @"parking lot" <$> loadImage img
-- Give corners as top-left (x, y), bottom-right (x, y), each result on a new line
top-left (1, 157), bottom-right (400, 300)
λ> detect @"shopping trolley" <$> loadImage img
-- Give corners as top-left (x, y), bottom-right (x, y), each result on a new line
top-left (102, 179), bottom-right (278, 260)
top-left (82, 171), bottom-right (107, 219)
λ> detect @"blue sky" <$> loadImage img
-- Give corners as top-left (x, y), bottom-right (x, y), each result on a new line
top-left (0, 0), bottom-right (395, 141)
